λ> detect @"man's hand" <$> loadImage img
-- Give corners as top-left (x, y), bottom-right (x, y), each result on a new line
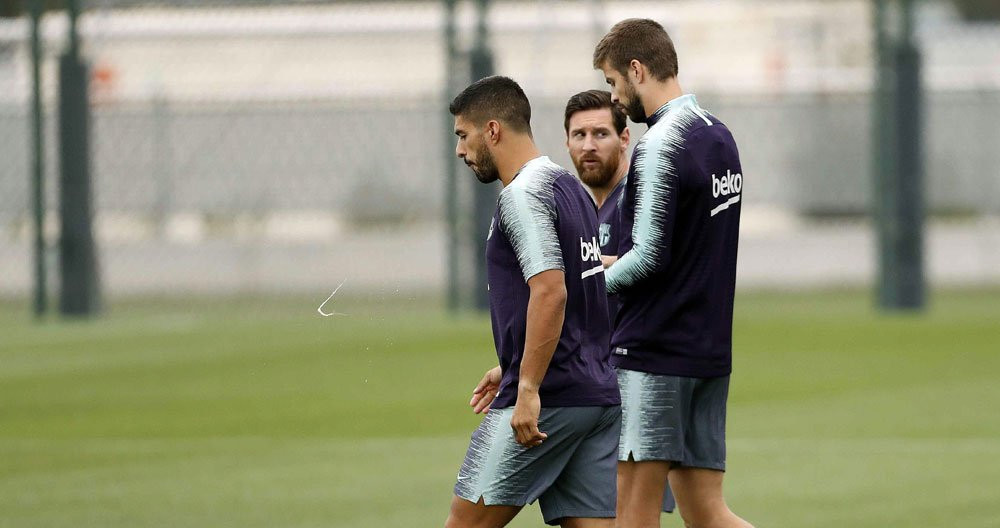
top-left (601, 255), bottom-right (618, 268)
top-left (510, 387), bottom-right (547, 447)
top-left (469, 366), bottom-right (502, 414)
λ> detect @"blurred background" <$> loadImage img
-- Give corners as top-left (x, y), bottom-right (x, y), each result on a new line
top-left (1, 1), bottom-right (998, 527)
top-left (1, 0), bottom-right (998, 301)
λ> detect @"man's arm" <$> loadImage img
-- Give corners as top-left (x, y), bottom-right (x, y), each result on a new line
top-left (605, 133), bottom-right (682, 294)
top-left (496, 181), bottom-right (565, 447)
top-left (511, 269), bottom-right (566, 447)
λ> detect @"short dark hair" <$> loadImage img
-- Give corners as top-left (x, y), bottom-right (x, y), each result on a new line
top-left (449, 75), bottom-right (532, 135)
top-left (563, 90), bottom-right (627, 135)
top-left (593, 18), bottom-right (678, 81)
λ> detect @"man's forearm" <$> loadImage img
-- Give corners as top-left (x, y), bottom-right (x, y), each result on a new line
top-left (605, 246), bottom-right (656, 294)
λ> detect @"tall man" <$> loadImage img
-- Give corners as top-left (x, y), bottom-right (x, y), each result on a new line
top-left (593, 19), bottom-right (753, 528)
top-left (564, 89), bottom-right (677, 517)
top-left (444, 76), bottom-right (621, 528)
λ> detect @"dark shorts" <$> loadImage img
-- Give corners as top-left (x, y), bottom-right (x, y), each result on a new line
top-left (617, 369), bottom-right (729, 471)
top-left (454, 405), bottom-right (621, 525)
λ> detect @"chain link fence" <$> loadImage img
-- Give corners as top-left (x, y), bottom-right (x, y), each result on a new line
top-left (1, 0), bottom-right (999, 301)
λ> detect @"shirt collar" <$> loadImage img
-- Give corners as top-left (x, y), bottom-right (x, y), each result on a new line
top-left (646, 94), bottom-right (697, 126)
top-left (514, 155), bottom-right (549, 178)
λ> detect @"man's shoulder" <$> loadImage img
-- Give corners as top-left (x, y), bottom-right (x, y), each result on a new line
top-left (681, 118), bottom-right (739, 168)
top-left (503, 157), bottom-right (569, 195)
top-left (683, 116), bottom-right (734, 145)
top-left (498, 157), bottom-right (569, 223)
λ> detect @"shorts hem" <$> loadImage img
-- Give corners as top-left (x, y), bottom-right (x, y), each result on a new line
top-left (675, 459), bottom-right (726, 472)
top-left (616, 454), bottom-right (725, 472)
top-left (454, 490), bottom-right (532, 508)
top-left (542, 509), bottom-right (616, 525)
top-left (617, 452), bottom-right (677, 463)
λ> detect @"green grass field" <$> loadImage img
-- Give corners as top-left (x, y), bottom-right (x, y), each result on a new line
top-left (2, 289), bottom-right (999, 527)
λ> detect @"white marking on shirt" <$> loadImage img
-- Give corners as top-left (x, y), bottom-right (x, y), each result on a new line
top-left (710, 195), bottom-right (741, 217)
top-left (581, 264), bottom-right (605, 279)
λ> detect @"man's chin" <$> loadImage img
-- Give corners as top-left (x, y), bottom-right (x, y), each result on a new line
top-left (475, 171), bottom-right (498, 184)
top-left (580, 170), bottom-right (612, 188)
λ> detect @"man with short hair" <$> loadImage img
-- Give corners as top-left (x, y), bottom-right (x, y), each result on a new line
top-left (593, 19), bottom-right (753, 528)
top-left (564, 89), bottom-right (678, 518)
top-left (563, 89), bottom-right (630, 327)
top-left (444, 75), bottom-right (621, 528)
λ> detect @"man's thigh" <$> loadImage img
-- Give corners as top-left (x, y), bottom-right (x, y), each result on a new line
top-left (617, 369), bottom-right (729, 470)
top-left (453, 406), bottom-right (617, 521)
top-left (538, 406), bottom-right (621, 525)
top-left (616, 459), bottom-right (671, 527)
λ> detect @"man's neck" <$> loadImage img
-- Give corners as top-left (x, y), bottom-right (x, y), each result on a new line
top-left (497, 136), bottom-right (541, 187)
top-left (642, 77), bottom-right (684, 119)
top-left (591, 161), bottom-right (627, 209)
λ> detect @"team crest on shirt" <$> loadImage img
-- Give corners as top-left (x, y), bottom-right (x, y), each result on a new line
top-left (599, 223), bottom-right (611, 247)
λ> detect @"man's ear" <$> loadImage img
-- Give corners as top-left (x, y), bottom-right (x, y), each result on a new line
top-left (620, 127), bottom-right (630, 152)
top-left (629, 59), bottom-right (644, 84)
top-left (486, 120), bottom-right (501, 144)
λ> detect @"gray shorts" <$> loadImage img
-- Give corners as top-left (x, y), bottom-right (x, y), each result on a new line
top-left (454, 405), bottom-right (621, 525)
top-left (617, 369), bottom-right (729, 471)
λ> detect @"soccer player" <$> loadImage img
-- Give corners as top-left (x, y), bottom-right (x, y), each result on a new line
top-left (563, 90), bottom-right (630, 327)
top-left (592, 19), bottom-right (753, 528)
top-left (444, 75), bottom-right (621, 528)
top-left (563, 89), bottom-right (677, 517)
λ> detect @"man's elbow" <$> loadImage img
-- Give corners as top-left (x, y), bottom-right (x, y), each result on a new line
top-left (534, 282), bottom-right (567, 309)
top-left (527, 270), bottom-right (568, 309)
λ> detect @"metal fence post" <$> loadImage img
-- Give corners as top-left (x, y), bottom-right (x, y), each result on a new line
top-left (873, 0), bottom-right (925, 311)
top-left (443, 0), bottom-right (460, 313)
top-left (470, 0), bottom-right (496, 312)
top-left (58, 0), bottom-right (102, 316)
top-left (29, 0), bottom-right (47, 318)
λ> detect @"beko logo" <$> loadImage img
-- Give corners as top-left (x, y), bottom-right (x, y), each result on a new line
top-left (580, 236), bottom-right (602, 262)
top-left (710, 170), bottom-right (743, 217)
top-left (712, 170), bottom-right (742, 198)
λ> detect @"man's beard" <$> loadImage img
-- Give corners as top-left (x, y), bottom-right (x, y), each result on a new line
top-left (467, 139), bottom-right (499, 184)
top-left (622, 81), bottom-right (646, 123)
top-left (574, 147), bottom-right (621, 189)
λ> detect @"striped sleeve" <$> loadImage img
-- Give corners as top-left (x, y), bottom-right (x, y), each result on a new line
top-left (605, 126), bottom-right (684, 294)
top-left (498, 179), bottom-right (564, 282)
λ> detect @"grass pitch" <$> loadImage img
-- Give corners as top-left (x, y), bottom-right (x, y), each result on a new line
top-left (1, 289), bottom-right (999, 527)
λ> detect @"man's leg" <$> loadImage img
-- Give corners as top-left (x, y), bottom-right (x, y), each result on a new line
top-left (615, 458), bottom-right (670, 528)
top-left (540, 406), bottom-right (621, 528)
top-left (444, 496), bottom-right (521, 528)
top-left (667, 467), bottom-right (752, 528)
top-left (615, 369), bottom-right (684, 527)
